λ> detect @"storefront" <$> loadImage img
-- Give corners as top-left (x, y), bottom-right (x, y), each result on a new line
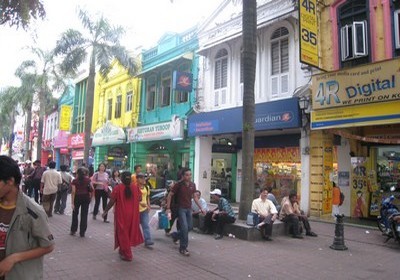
top-left (53, 130), bottom-right (70, 170)
top-left (310, 58), bottom-right (400, 218)
top-left (92, 122), bottom-right (129, 171)
top-left (68, 133), bottom-right (85, 172)
top-left (188, 97), bottom-right (301, 202)
top-left (127, 117), bottom-right (190, 189)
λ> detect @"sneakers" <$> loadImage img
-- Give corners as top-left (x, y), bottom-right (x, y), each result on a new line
top-left (145, 241), bottom-right (154, 248)
top-left (171, 232), bottom-right (179, 244)
top-left (306, 231), bottom-right (318, 237)
top-left (215, 234), bottom-right (223, 240)
top-left (179, 249), bottom-right (190, 256)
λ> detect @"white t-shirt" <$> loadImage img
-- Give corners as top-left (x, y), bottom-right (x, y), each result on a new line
top-left (41, 169), bottom-right (62, 195)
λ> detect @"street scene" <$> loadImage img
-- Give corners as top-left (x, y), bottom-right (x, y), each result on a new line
top-left (1, 0), bottom-right (400, 279)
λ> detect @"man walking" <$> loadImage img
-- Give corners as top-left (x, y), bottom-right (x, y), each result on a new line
top-left (28, 160), bottom-right (45, 204)
top-left (251, 187), bottom-right (278, 241)
top-left (166, 168), bottom-right (205, 256)
top-left (137, 173), bottom-right (154, 248)
top-left (0, 156), bottom-right (54, 278)
top-left (40, 161), bottom-right (62, 217)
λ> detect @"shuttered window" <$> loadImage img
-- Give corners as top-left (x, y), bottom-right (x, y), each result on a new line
top-left (270, 27), bottom-right (289, 98)
top-left (214, 48), bottom-right (228, 106)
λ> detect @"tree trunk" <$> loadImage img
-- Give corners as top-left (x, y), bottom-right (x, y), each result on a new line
top-left (83, 52), bottom-right (96, 165)
top-left (239, 0), bottom-right (257, 220)
top-left (24, 106), bottom-right (33, 161)
top-left (36, 89), bottom-right (45, 161)
top-left (8, 111), bottom-right (16, 158)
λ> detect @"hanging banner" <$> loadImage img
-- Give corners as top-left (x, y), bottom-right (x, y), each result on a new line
top-left (350, 157), bottom-right (370, 218)
top-left (322, 143), bottom-right (333, 214)
top-left (299, 0), bottom-right (319, 68)
top-left (59, 105), bottom-right (72, 131)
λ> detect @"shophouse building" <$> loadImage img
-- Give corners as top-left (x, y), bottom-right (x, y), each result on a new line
top-left (189, 0), bottom-right (310, 202)
top-left (42, 109), bottom-right (57, 165)
top-left (308, 0), bottom-right (400, 217)
top-left (127, 27), bottom-right (199, 188)
top-left (91, 61), bottom-right (140, 171)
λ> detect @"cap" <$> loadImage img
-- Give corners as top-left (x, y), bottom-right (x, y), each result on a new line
top-left (25, 160), bottom-right (31, 164)
top-left (210, 189), bottom-right (222, 196)
top-left (136, 173), bottom-right (146, 178)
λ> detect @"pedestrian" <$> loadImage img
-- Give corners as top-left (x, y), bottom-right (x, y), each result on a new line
top-left (0, 155), bottom-right (54, 279)
top-left (70, 167), bottom-right (93, 237)
top-left (332, 182), bottom-right (341, 219)
top-left (204, 188), bottom-right (236, 239)
top-left (22, 160), bottom-right (34, 196)
top-left (40, 161), bottom-right (62, 217)
top-left (28, 160), bottom-right (45, 204)
top-left (131, 164), bottom-right (142, 186)
top-left (109, 168), bottom-right (122, 189)
top-left (166, 168), bottom-right (205, 256)
top-left (137, 173), bottom-right (154, 248)
top-left (54, 164), bottom-right (73, 215)
top-left (251, 187), bottom-right (278, 241)
top-left (102, 171), bottom-right (143, 261)
top-left (92, 163), bottom-right (109, 222)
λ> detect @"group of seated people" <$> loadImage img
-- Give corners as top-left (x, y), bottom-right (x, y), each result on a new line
top-left (191, 187), bottom-right (317, 241)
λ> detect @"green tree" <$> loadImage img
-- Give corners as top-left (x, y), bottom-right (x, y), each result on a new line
top-left (239, 0), bottom-right (257, 219)
top-left (55, 10), bottom-right (139, 165)
top-left (0, 87), bottom-right (19, 157)
top-left (0, 0), bottom-right (45, 29)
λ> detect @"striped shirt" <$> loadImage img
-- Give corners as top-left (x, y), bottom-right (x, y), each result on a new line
top-left (218, 197), bottom-right (235, 218)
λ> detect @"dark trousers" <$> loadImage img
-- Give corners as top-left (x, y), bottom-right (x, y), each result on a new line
top-left (204, 212), bottom-right (235, 235)
top-left (259, 214), bottom-right (274, 238)
top-left (42, 193), bottom-right (57, 217)
top-left (71, 195), bottom-right (90, 236)
top-left (54, 189), bottom-right (68, 214)
top-left (283, 214), bottom-right (311, 235)
top-left (93, 189), bottom-right (108, 221)
top-left (32, 179), bottom-right (41, 203)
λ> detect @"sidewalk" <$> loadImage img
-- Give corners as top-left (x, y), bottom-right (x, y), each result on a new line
top-left (43, 202), bottom-right (399, 280)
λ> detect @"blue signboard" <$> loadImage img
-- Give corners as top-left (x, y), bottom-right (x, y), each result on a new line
top-left (188, 98), bottom-right (301, 137)
top-left (173, 71), bottom-right (193, 92)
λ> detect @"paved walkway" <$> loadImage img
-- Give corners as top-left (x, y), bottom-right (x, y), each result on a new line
top-left (43, 202), bottom-right (399, 280)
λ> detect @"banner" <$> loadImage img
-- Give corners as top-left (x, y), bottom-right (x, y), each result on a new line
top-left (350, 157), bottom-right (370, 218)
top-left (299, 0), bottom-right (319, 68)
top-left (59, 105), bottom-right (72, 131)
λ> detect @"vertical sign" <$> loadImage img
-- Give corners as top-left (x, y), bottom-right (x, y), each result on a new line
top-left (322, 142), bottom-right (333, 214)
top-left (350, 157), bottom-right (369, 218)
top-left (299, 0), bottom-right (319, 68)
top-left (59, 105), bottom-right (72, 131)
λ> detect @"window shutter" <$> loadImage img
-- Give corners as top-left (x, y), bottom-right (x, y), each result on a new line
top-left (271, 77), bottom-right (278, 98)
top-left (214, 60), bottom-right (221, 89)
top-left (221, 89), bottom-right (227, 105)
top-left (353, 21), bottom-right (367, 56)
top-left (281, 74), bottom-right (289, 94)
top-left (271, 41), bottom-right (279, 75)
top-left (395, 10), bottom-right (400, 49)
top-left (214, 90), bottom-right (219, 107)
top-left (221, 58), bottom-right (228, 88)
top-left (281, 38), bottom-right (289, 73)
top-left (341, 25), bottom-right (350, 61)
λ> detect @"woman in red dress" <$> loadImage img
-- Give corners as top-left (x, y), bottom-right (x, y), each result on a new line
top-left (103, 171), bottom-right (143, 261)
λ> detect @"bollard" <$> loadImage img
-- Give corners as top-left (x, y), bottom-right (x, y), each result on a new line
top-left (330, 214), bottom-right (348, 251)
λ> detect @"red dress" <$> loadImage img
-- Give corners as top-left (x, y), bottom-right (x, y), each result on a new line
top-left (111, 183), bottom-right (143, 260)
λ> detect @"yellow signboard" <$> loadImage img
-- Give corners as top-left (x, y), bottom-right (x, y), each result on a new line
top-left (312, 58), bottom-right (400, 110)
top-left (311, 100), bottom-right (400, 130)
top-left (59, 105), bottom-right (72, 131)
top-left (299, 0), bottom-right (319, 68)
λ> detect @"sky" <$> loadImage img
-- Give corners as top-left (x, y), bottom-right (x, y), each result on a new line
top-left (0, 0), bottom-right (223, 88)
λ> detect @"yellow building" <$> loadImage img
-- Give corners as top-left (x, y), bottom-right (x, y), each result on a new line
top-left (306, 0), bottom-right (400, 217)
top-left (91, 61), bottom-right (141, 170)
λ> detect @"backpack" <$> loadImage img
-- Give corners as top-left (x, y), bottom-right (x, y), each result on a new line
top-left (339, 192), bottom-right (345, 206)
top-left (246, 212), bottom-right (259, 226)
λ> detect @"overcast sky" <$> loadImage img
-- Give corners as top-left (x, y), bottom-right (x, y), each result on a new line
top-left (0, 0), bottom-right (222, 88)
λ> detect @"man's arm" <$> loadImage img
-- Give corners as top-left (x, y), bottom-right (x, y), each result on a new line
top-left (0, 245), bottom-right (54, 276)
top-left (193, 195), bottom-right (206, 215)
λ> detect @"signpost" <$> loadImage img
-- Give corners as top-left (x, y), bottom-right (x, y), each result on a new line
top-left (299, 0), bottom-right (319, 68)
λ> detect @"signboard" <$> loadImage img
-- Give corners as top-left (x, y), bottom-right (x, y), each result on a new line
top-left (127, 116), bottom-right (184, 143)
top-left (173, 71), bottom-right (193, 92)
top-left (92, 122), bottom-right (126, 146)
top-left (68, 133), bottom-right (85, 149)
top-left (72, 149), bottom-right (84, 160)
top-left (350, 157), bottom-right (370, 218)
top-left (59, 105), bottom-right (72, 131)
top-left (311, 100), bottom-right (400, 130)
top-left (322, 143), bottom-right (333, 214)
top-left (312, 58), bottom-right (400, 110)
top-left (299, 0), bottom-right (319, 68)
top-left (53, 130), bottom-right (69, 148)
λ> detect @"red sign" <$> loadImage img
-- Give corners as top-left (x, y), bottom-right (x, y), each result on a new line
top-left (72, 150), bottom-right (84, 159)
top-left (60, 148), bottom-right (69, 154)
top-left (68, 133), bottom-right (85, 148)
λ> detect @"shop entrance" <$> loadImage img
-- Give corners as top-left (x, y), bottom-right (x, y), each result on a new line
top-left (211, 153), bottom-right (235, 200)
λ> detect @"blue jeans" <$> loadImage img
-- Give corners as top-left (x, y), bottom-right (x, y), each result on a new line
top-left (140, 210), bottom-right (152, 244)
top-left (177, 208), bottom-right (193, 250)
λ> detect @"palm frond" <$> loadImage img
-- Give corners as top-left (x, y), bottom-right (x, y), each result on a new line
top-left (55, 29), bottom-right (87, 55)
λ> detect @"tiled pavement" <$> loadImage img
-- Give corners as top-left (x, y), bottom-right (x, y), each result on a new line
top-left (43, 201), bottom-right (400, 280)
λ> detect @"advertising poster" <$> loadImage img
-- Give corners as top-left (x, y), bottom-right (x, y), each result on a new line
top-left (350, 157), bottom-right (370, 218)
top-left (322, 143), bottom-right (333, 214)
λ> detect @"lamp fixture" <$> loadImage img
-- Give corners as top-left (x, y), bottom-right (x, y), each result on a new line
top-left (299, 96), bottom-right (310, 111)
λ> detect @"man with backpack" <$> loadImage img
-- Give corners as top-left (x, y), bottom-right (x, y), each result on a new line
top-left (166, 168), bottom-right (205, 256)
top-left (54, 165), bottom-right (73, 215)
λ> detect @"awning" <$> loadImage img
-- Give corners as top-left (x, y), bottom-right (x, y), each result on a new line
top-left (137, 52), bottom-right (194, 76)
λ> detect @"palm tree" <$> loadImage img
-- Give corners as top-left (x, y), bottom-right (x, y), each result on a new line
top-left (0, 87), bottom-right (20, 157)
top-left (54, 9), bottom-right (139, 165)
top-left (239, 0), bottom-right (257, 219)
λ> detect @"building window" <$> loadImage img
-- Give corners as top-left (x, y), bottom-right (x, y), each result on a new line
top-left (338, 0), bottom-right (369, 67)
top-left (115, 95), bottom-right (122, 118)
top-left (160, 71), bottom-right (171, 107)
top-left (394, 10), bottom-right (400, 50)
top-left (107, 99), bottom-right (112, 120)
top-left (146, 77), bottom-right (156, 111)
top-left (175, 63), bottom-right (190, 103)
top-left (126, 91), bottom-right (133, 112)
top-left (270, 27), bottom-right (289, 99)
top-left (214, 48), bottom-right (228, 107)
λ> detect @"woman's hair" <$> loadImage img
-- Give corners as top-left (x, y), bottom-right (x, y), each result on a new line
top-left (77, 167), bottom-right (87, 182)
top-left (97, 162), bottom-right (106, 172)
top-left (121, 171), bottom-right (132, 199)
top-left (112, 168), bottom-right (120, 180)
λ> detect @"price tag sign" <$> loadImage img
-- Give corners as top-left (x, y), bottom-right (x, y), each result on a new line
top-left (299, 0), bottom-right (319, 68)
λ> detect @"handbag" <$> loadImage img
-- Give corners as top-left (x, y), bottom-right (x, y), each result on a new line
top-left (246, 212), bottom-right (259, 226)
top-left (158, 211), bottom-right (170, 230)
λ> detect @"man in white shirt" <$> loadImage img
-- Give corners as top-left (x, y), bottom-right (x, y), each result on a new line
top-left (251, 187), bottom-right (278, 241)
top-left (191, 190), bottom-right (209, 233)
top-left (40, 161), bottom-right (62, 217)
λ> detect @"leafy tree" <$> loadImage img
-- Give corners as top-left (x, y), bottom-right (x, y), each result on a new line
top-left (55, 9), bottom-right (139, 164)
top-left (239, 0), bottom-right (257, 219)
top-left (0, 0), bottom-right (46, 29)
top-left (0, 87), bottom-right (19, 157)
